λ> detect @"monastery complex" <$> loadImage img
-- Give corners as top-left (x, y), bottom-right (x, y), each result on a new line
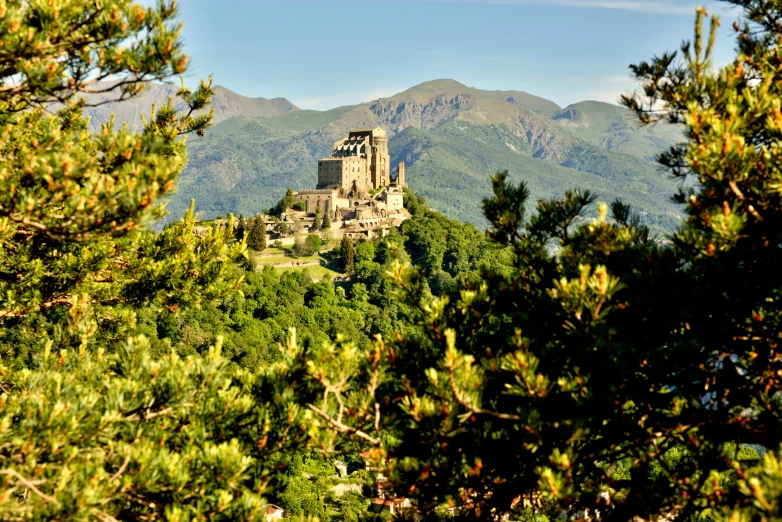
top-left (288, 127), bottom-right (410, 239)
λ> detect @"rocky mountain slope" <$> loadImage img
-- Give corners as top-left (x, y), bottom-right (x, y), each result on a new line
top-left (80, 79), bottom-right (684, 232)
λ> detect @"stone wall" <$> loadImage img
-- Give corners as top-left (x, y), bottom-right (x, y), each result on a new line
top-left (384, 187), bottom-right (404, 212)
top-left (295, 189), bottom-right (337, 214)
top-left (317, 156), bottom-right (369, 192)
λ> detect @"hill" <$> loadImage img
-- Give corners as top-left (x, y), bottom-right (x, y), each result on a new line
top-left (83, 80), bottom-right (684, 232)
top-left (553, 100), bottom-right (683, 159)
top-left (79, 82), bottom-right (298, 129)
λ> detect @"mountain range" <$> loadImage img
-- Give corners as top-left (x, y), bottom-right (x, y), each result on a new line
top-left (81, 79), bottom-right (685, 232)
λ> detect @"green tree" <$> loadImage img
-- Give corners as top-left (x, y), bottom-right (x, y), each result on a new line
top-left (274, 217), bottom-right (291, 238)
top-left (313, 207), bottom-right (323, 230)
top-left (274, 187), bottom-right (296, 215)
top-left (0, 2), bottom-right (323, 518)
top-left (355, 241), bottom-right (376, 265)
top-left (236, 214), bottom-right (247, 242)
top-left (322, 211), bottom-right (332, 231)
top-left (0, 0), bottom-right (188, 115)
top-left (307, 3), bottom-right (782, 521)
top-left (307, 234), bottom-right (323, 253)
top-left (247, 213), bottom-right (267, 251)
top-left (0, 3), bottom-right (237, 349)
top-left (341, 236), bottom-right (356, 275)
top-left (0, 335), bottom-right (319, 520)
top-left (293, 234), bottom-right (321, 257)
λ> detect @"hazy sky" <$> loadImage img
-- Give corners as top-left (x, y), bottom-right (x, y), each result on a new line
top-left (175, 0), bottom-right (741, 110)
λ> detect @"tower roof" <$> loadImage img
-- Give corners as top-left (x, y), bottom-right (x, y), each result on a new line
top-left (348, 127), bottom-right (386, 139)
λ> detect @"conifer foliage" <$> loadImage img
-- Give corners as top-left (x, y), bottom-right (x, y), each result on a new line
top-left (7, 0), bottom-right (782, 520)
top-left (340, 236), bottom-right (356, 275)
top-left (273, 187), bottom-right (296, 215)
top-left (312, 2), bottom-right (782, 520)
top-left (247, 213), bottom-right (267, 251)
top-left (313, 207), bottom-right (323, 230)
top-left (0, 1), bottom-right (188, 113)
top-left (0, 2), bottom-right (319, 519)
top-left (235, 215), bottom-right (247, 242)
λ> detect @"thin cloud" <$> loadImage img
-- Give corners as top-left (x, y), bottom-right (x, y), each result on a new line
top-left (416, 0), bottom-right (722, 15)
top-left (361, 88), bottom-right (401, 102)
top-left (296, 95), bottom-right (343, 109)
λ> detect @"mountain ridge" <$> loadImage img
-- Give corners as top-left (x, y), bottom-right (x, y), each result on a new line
top-left (77, 81), bottom-right (298, 129)
top-left (74, 78), bottom-right (683, 232)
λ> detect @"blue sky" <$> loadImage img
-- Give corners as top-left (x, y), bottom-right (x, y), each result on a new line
top-left (175, 0), bottom-right (741, 110)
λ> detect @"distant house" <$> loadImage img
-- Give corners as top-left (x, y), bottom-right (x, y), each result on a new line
top-left (376, 479), bottom-right (392, 498)
top-left (370, 497), bottom-right (414, 517)
top-left (265, 504), bottom-right (285, 521)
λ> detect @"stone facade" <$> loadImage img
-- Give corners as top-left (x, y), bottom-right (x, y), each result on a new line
top-left (317, 127), bottom-right (390, 193)
top-left (294, 188), bottom-right (348, 215)
top-left (289, 127), bottom-right (410, 242)
top-left (384, 186), bottom-right (404, 212)
top-left (317, 157), bottom-right (369, 196)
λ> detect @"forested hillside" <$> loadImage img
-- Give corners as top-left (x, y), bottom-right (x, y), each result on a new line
top-left (0, 189), bottom-right (510, 519)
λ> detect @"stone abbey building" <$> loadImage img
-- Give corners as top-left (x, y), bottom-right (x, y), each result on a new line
top-left (291, 127), bottom-right (409, 239)
top-left (317, 128), bottom-right (391, 194)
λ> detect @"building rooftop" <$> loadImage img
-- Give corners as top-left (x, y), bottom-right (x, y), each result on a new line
top-left (348, 127), bottom-right (386, 139)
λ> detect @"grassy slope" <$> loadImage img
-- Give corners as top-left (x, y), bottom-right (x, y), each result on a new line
top-left (251, 246), bottom-right (342, 281)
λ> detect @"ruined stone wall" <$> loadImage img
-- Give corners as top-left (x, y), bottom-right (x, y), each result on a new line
top-left (396, 162), bottom-right (406, 188)
top-left (295, 189), bottom-right (338, 214)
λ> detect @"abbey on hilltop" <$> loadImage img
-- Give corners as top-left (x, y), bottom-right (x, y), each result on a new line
top-left (318, 127), bottom-right (392, 193)
top-left (289, 127), bottom-right (409, 239)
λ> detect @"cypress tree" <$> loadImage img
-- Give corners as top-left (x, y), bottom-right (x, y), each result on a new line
top-left (282, 188), bottom-right (295, 213)
top-left (271, 188), bottom-right (296, 215)
top-left (340, 236), bottom-right (355, 275)
top-left (321, 211), bottom-right (332, 231)
top-left (247, 214), bottom-right (267, 251)
top-left (313, 207), bottom-right (323, 230)
top-left (235, 215), bottom-right (247, 242)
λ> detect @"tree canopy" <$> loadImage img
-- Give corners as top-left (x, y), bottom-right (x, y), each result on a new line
top-left (309, 3), bottom-right (782, 521)
top-left (0, 1), bottom-right (311, 518)
top-left (3, 0), bottom-right (782, 520)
